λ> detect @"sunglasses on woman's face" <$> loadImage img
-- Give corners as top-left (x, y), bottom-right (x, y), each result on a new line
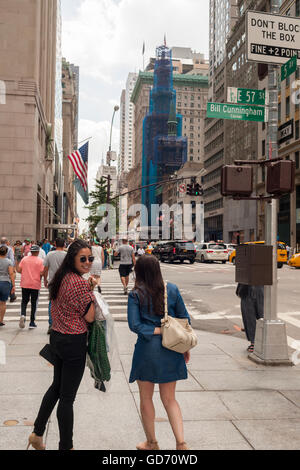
top-left (79, 256), bottom-right (94, 263)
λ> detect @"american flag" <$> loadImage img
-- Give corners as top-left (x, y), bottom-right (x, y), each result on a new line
top-left (68, 142), bottom-right (89, 191)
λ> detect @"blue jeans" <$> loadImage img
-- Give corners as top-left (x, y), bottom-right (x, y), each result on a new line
top-left (0, 281), bottom-right (11, 302)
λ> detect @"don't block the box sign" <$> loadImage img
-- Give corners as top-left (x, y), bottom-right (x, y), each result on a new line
top-left (246, 10), bottom-right (300, 65)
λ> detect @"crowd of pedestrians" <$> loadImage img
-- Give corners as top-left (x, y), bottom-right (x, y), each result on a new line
top-left (0, 233), bottom-right (266, 451)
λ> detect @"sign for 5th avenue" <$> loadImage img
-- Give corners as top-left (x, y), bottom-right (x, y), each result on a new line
top-left (246, 11), bottom-right (300, 65)
top-left (206, 102), bottom-right (268, 123)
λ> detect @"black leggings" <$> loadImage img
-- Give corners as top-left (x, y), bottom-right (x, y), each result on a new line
top-left (34, 331), bottom-right (87, 450)
top-left (21, 288), bottom-right (39, 323)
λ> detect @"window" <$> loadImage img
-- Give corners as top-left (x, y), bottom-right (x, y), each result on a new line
top-left (286, 96), bottom-right (290, 117)
top-left (296, 121), bottom-right (300, 140)
top-left (262, 140), bottom-right (265, 157)
top-left (296, 151), bottom-right (300, 169)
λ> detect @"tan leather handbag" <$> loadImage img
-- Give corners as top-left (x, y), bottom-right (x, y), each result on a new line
top-left (161, 283), bottom-right (198, 354)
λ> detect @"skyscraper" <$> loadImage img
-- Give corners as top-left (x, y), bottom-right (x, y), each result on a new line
top-left (141, 44), bottom-right (187, 226)
top-left (203, 0), bottom-right (238, 241)
top-left (0, 0), bottom-right (63, 241)
top-left (118, 73), bottom-right (137, 177)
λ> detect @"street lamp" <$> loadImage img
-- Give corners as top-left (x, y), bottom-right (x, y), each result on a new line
top-left (107, 105), bottom-right (119, 166)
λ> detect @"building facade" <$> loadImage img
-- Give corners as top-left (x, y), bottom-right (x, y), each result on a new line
top-left (129, 66), bottom-right (209, 210)
top-left (62, 58), bottom-right (79, 231)
top-left (96, 165), bottom-right (118, 199)
top-left (256, 0), bottom-right (300, 251)
top-left (0, 0), bottom-right (62, 242)
top-left (204, 0), bottom-right (239, 242)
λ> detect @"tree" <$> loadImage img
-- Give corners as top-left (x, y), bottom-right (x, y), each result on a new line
top-left (84, 178), bottom-right (108, 239)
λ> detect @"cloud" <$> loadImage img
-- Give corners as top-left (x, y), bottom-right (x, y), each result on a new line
top-left (78, 118), bottom-right (119, 186)
top-left (62, 0), bottom-right (209, 80)
top-left (61, 0), bottom-right (209, 233)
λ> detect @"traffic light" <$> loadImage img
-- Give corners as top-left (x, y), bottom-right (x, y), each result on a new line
top-left (194, 183), bottom-right (203, 196)
top-left (186, 183), bottom-right (194, 196)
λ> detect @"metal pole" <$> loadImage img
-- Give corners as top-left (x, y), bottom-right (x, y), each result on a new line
top-left (251, 0), bottom-right (291, 365)
top-left (107, 174), bottom-right (111, 204)
top-left (107, 106), bottom-right (119, 166)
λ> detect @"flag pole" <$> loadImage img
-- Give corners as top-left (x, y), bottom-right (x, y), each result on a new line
top-left (142, 41), bottom-right (145, 71)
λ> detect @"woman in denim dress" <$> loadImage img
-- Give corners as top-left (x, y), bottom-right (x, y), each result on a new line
top-left (128, 255), bottom-right (191, 451)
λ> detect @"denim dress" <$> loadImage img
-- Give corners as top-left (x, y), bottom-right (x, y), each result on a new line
top-left (128, 282), bottom-right (191, 384)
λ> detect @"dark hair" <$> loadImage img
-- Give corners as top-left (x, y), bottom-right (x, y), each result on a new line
top-left (134, 255), bottom-right (164, 317)
top-left (55, 238), bottom-right (65, 248)
top-left (49, 239), bottom-right (91, 300)
top-left (0, 245), bottom-right (8, 256)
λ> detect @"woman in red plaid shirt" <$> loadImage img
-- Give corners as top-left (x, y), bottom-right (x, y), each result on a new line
top-left (27, 240), bottom-right (97, 451)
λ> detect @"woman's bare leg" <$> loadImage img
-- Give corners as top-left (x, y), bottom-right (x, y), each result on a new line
top-left (137, 380), bottom-right (158, 449)
top-left (0, 301), bottom-right (6, 323)
top-left (159, 381), bottom-right (185, 447)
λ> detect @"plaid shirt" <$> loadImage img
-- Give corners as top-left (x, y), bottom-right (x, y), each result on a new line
top-left (51, 272), bottom-right (95, 335)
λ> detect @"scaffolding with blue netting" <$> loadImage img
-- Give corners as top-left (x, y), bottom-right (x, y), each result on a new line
top-left (141, 44), bottom-right (187, 229)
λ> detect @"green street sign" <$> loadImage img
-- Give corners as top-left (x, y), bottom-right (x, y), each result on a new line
top-left (227, 87), bottom-right (268, 106)
top-left (281, 55), bottom-right (297, 81)
top-left (207, 102), bottom-right (268, 123)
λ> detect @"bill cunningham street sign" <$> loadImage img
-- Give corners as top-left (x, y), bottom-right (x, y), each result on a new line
top-left (246, 10), bottom-right (300, 65)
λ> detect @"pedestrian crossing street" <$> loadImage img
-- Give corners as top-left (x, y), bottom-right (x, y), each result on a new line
top-left (4, 275), bottom-right (133, 324)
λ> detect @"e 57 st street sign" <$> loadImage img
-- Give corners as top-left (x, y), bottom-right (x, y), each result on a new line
top-left (227, 87), bottom-right (268, 106)
top-left (246, 10), bottom-right (300, 65)
top-left (206, 102), bottom-right (268, 123)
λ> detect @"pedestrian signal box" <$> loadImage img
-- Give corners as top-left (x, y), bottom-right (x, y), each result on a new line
top-left (221, 165), bottom-right (253, 197)
top-left (267, 160), bottom-right (295, 196)
top-left (235, 244), bottom-right (273, 286)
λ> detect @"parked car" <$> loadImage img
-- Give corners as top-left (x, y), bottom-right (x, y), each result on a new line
top-left (160, 241), bottom-right (196, 264)
top-left (152, 241), bottom-right (166, 260)
top-left (288, 252), bottom-right (300, 268)
top-left (195, 243), bottom-right (228, 264)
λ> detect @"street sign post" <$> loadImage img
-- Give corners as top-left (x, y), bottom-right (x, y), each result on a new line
top-left (281, 55), bottom-right (297, 81)
top-left (227, 87), bottom-right (268, 106)
top-left (248, 0), bottom-right (291, 366)
top-left (246, 10), bottom-right (300, 66)
top-left (206, 102), bottom-right (268, 123)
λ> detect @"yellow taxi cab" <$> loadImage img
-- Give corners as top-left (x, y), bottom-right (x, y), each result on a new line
top-left (288, 252), bottom-right (300, 268)
top-left (229, 241), bottom-right (288, 268)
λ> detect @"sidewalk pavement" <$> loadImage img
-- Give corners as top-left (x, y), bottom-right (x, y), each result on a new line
top-left (1, 319), bottom-right (300, 450)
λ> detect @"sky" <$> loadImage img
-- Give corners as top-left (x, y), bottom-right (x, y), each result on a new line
top-left (61, 0), bottom-right (210, 232)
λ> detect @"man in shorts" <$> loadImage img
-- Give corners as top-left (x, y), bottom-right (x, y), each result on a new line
top-left (115, 239), bottom-right (136, 295)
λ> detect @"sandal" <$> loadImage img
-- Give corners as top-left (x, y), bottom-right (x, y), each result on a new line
top-left (136, 440), bottom-right (160, 450)
top-left (26, 433), bottom-right (46, 450)
top-left (247, 343), bottom-right (254, 353)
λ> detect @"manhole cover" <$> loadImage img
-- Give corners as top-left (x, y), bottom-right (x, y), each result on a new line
top-left (4, 420), bottom-right (19, 426)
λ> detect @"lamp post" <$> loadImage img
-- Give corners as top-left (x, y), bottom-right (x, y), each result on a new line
top-left (107, 105), bottom-right (119, 166)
